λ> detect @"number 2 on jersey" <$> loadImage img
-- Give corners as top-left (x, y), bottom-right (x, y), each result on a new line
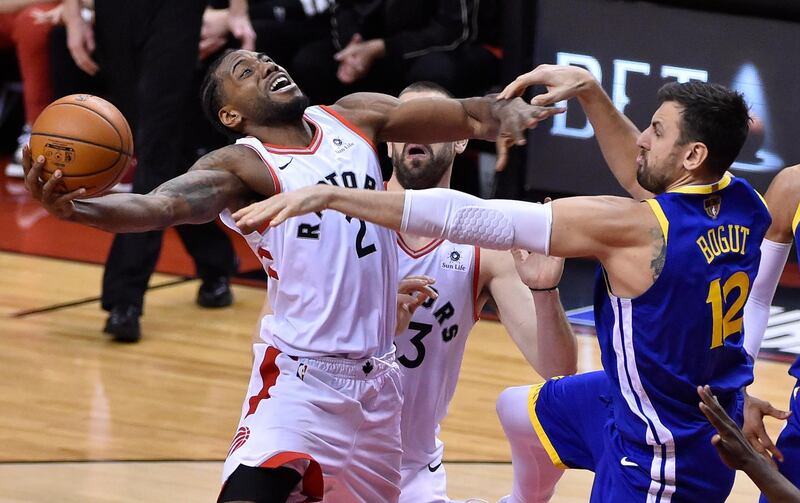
top-left (706, 271), bottom-right (749, 349)
top-left (345, 216), bottom-right (377, 258)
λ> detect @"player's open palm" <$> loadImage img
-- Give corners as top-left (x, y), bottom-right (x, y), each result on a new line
top-left (742, 391), bottom-right (790, 466)
top-left (233, 185), bottom-right (330, 234)
top-left (499, 64), bottom-right (594, 107)
top-left (22, 145), bottom-right (83, 220)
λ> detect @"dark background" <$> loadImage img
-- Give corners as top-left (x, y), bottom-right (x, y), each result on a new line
top-left (496, 0), bottom-right (800, 198)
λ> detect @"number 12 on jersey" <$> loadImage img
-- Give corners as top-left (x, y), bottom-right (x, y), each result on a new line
top-left (706, 271), bottom-right (749, 349)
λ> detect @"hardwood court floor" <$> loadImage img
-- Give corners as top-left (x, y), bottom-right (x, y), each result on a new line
top-left (0, 251), bottom-right (794, 502)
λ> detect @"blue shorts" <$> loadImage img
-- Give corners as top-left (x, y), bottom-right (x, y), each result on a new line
top-left (529, 371), bottom-right (738, 502)
top-left (760, 380), bottom-right (800, 503)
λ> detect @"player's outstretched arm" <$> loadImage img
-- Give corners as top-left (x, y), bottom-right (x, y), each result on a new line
top-left (330, 92), bottom-right (564, 170)
top-left (500, 64), bottom-right (648, 199)
top-left (484, 248), bottom-right (577, 378)
top-left (234, 184), bottom-right (406, 235)
top-left (699, 385), bottom-right (800, 503)
top-left (24, 144), bottom-right (267, 234)
top-left (234, 184), bottom-right (647, 267)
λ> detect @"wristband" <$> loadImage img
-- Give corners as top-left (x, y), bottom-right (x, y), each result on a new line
top-left (530, 286), bottom-right (558, 292)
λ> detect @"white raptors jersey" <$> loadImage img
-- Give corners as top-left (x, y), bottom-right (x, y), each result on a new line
top-left (219, 106), bottom-right (398, 359)
top-left (395, 235), bottom-right (480, 467)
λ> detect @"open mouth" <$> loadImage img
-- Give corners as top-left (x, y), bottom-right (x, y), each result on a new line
top-left (269, 73), bottom-right (293, 92)
top-left (405, 144), bottom-right (430, 159)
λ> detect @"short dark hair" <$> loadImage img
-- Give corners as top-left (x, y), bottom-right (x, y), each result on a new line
top-left (399, 81), bottom-right (454, 99)
top-left (657, 81), bottom-right (750, 175)
top-left (200, 49), bottom-right (240, 139)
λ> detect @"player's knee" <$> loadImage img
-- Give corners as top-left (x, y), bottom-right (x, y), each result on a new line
top-left (496, 385), bottom-right (533, 435)
top-left (218, 465), bottom-right (302, 503)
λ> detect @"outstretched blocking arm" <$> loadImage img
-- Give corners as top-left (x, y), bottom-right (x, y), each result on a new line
top-left (330, 92), bottom-right (563, 170)
top-left (500, 65), bottom-right (649, 199)
top-left (234, 185), bottom-right (644, 264)
top-left (23, 144), bottom-right (270, 234)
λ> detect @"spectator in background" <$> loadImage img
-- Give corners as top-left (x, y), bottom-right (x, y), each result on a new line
top-left (199, 0), bottom-right (330, 66)
top-left (190, 1), bottom-right (332, 156)
top-left (291, 0), bottom-right (501, 105)
top-left (44, 2), bottom-right (97, 103)
top-left (60, 0), bottom-right (254, 343)
top-left (0, 0), bottom-right (60, 175)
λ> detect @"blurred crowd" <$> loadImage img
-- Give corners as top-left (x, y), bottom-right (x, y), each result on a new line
top-left (0, 0), bottom-right (502, 171)
top-left (0, 0), bottom-right (502, 342)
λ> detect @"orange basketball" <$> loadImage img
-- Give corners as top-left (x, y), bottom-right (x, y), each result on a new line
top-left (30, 94), bottom-right (134, 198)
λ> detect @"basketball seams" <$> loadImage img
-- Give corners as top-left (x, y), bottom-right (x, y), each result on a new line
top-left (48, 156), bottom-right (130, 196)
top-left (30, 132), bottom-right (124, 156)
top-left (31, 132), bottom-right (125, 176)
top-left (55, 102), bottom-right (131, 156)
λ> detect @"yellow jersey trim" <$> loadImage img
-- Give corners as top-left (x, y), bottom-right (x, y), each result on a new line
top-left (645, 199), bottom-right (669, 245)
top-left (527, 382), bottom-right (567, 469)
top-left (792, 202), bottom-right (800, 235)
top-left (755, 190), bottom-right (769, 213)
top-left (667, 173), bottom-right (732, 194)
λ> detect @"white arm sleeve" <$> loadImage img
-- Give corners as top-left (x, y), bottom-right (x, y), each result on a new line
top-left (400, 188), bottom-right (553, 254)
top-left (743, 239), bottom-right (792, 359)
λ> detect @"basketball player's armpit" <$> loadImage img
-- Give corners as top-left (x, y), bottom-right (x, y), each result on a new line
top-left (649, 226), bottom-right (666, 281)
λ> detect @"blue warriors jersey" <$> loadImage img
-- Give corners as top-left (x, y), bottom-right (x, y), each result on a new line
top-left (790, 203), bottom-right (800, 379)
top-left (594, 174), bottom-right (770, 479)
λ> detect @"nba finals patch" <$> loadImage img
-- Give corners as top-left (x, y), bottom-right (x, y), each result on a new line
top-left (441, 249), bottom-right (468, 272)
top-left (704, 195), bottom-right (721, 219)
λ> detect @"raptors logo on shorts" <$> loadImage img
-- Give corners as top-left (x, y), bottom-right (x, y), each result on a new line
top-left (227, 426), bottom-right (250, 457)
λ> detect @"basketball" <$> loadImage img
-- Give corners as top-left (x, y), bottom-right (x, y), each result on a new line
top-left (30, 94), bottom-right (134, 198)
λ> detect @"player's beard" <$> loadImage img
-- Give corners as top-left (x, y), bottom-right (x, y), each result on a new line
top-left (392, 144), bottom-right (455, 190)
top-left (637, 149), bottom-right (681, 194)
top-left (252, 92), bottom-right (310, 125)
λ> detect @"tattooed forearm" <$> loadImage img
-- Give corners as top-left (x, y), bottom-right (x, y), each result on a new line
top-left (154, 169), bottom-right (245, 225)
top-left (649, 226), bottom-right (666, 281)
top-left (67, 145), bottom-right (266, 233)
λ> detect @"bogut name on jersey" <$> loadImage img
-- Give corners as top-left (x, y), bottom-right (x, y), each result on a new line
top-left (695, 224), bottom-right (751, 265)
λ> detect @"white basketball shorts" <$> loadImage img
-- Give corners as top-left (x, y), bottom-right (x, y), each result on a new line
top-left (222, 344), bottom-right (403, 502)
top-left (399, 457), bottom-right (448, 503)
